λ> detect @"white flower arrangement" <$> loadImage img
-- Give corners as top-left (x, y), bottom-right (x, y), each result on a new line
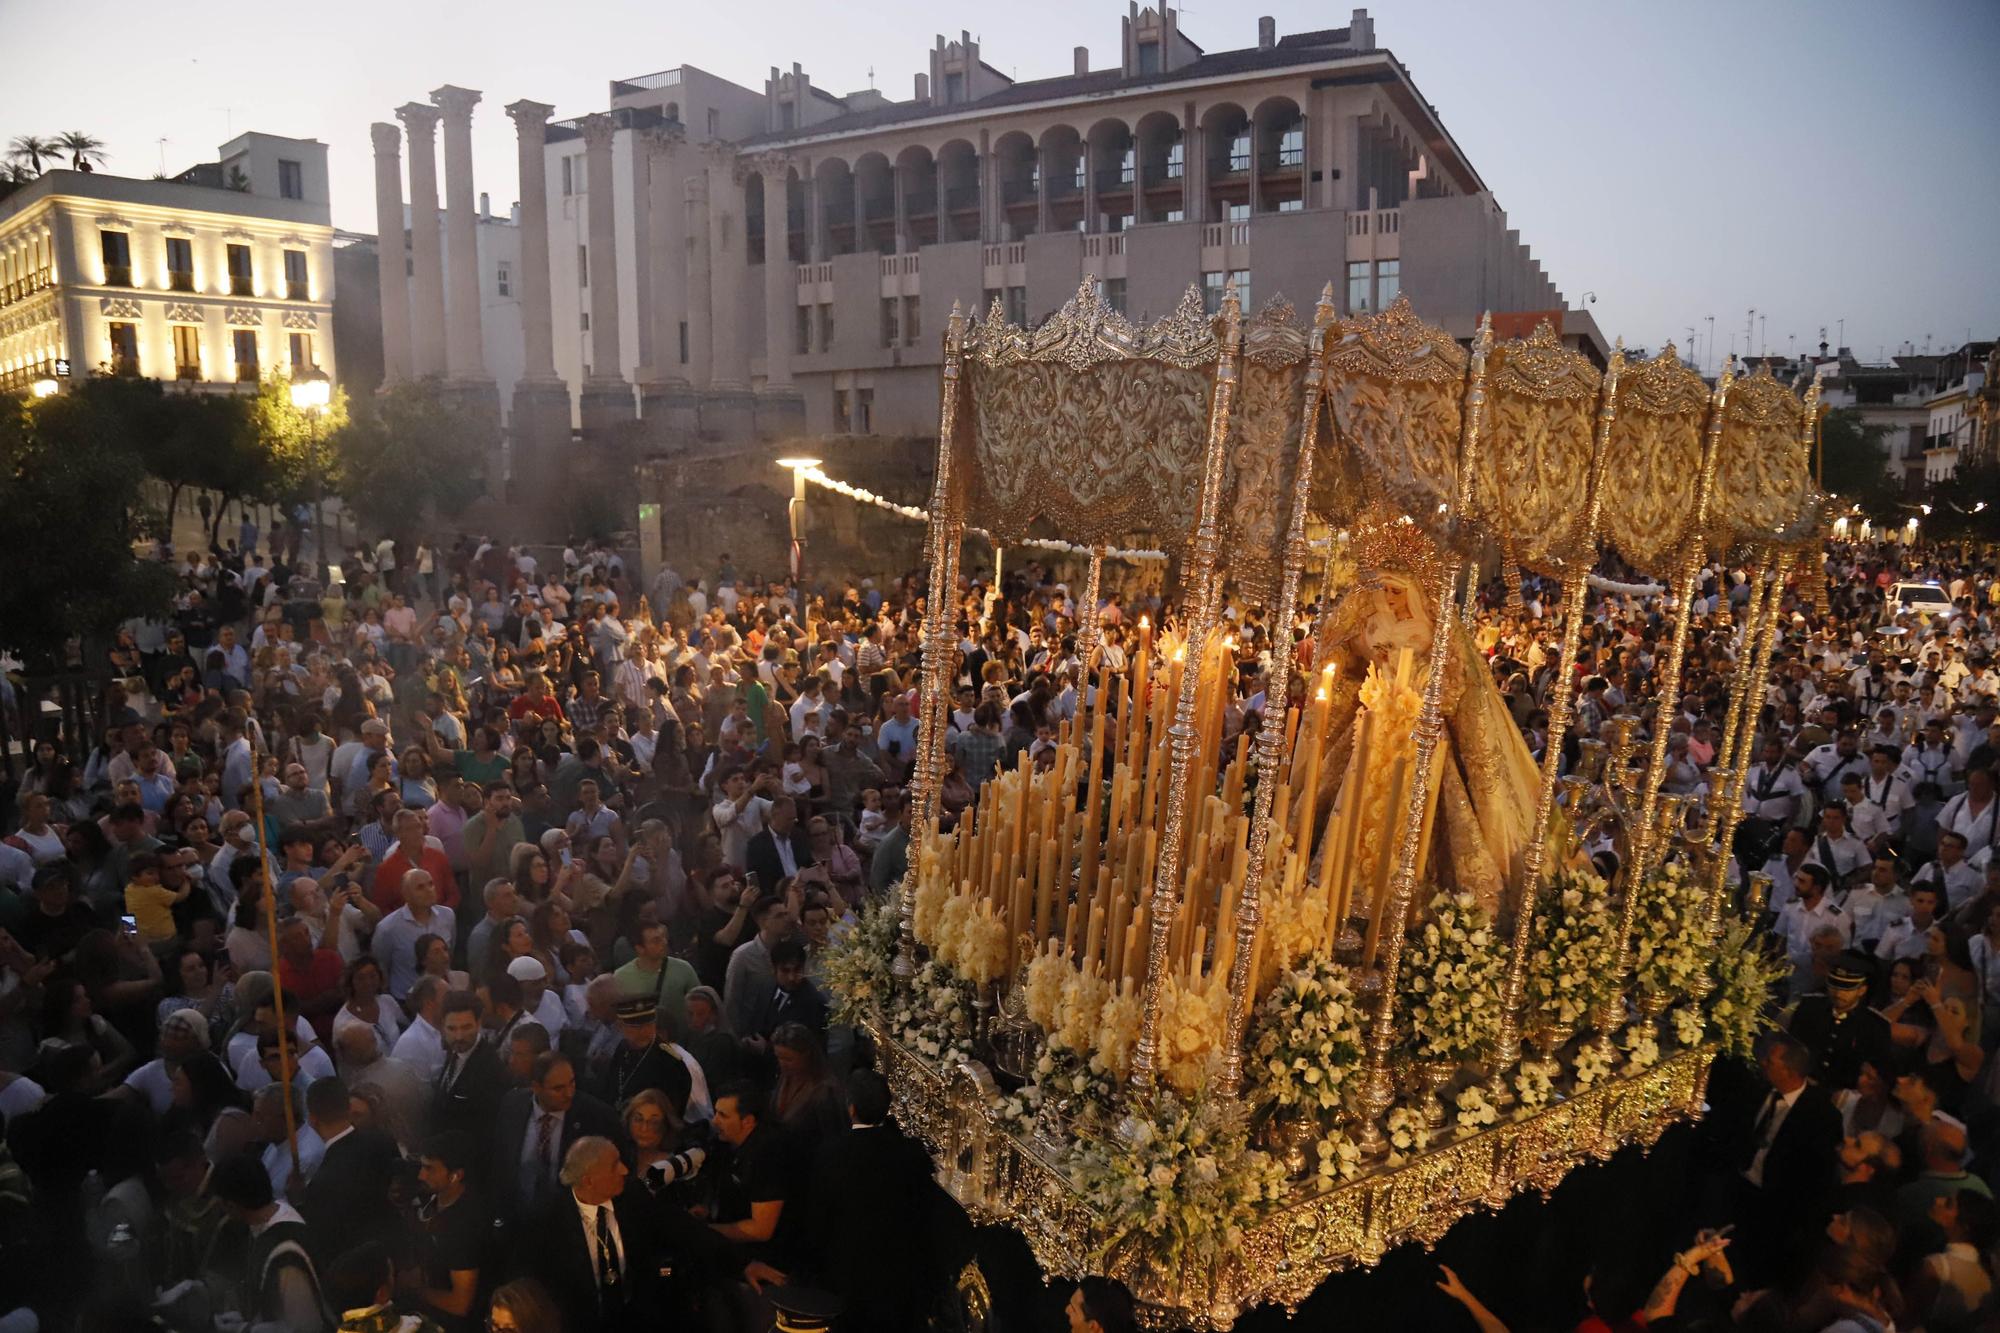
top-left (1524, 864), bottom-right (1619, 1031)
top-left (1708, 917), bottom-right (1782, 1059)
top-left (1385, 1105), bottom-right (1433, 1163)
top-left (892, 959), bottom-right (976, 1065)
top-left (1160, 967), bottom-right (1229, 1095)
top-left (819, 892), bottom-right (901, 1025)
top-left (1514, 1057), bottom-right (1560, 1111)
top-left (1315, 1131), bottom-right (1363, 1185)
top-left (1246, 955), bottom-right (1366, 1119)
top-left (1669, 1004), bottom-right (1706, 1049)
top-left (1632, 859), bottom-right (1710, 1006)
top-left (1071, 1092), bottom-right (1285, 1277)
top-left (1621, 1026), bottom-right (1660, 1071)
top-left (1571, 1041), bottom-right (1615, 1089)
top-left (1453, 1084), bottom-right (1499, 1134)
top-left (1398, 889), bottom-right (1506, 1064)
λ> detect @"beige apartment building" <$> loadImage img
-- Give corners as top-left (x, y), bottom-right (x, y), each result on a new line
top-left (371, 6), bottom-right (1596, 492)
top-left (0, 133), bottom-right (335, 394)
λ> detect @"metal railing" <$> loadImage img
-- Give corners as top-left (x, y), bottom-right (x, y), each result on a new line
top-left (169, 271), bottom-right (195, 292)
top-left (230, 273), bottom-right (254, 296)
top-left (103, 264), bottom-right (132, 288)
top-left (0, 269), bottom-right (52, 308)
top-left (286, 280), bottom-right (309, 301)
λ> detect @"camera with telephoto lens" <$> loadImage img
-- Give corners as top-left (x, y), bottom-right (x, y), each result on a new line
top-left (645, 1145), bottom-right (706, 1186)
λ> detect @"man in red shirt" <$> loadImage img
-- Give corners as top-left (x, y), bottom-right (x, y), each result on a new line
top-left (275, 918), bottom-right (345, 1043)
top-left (370, 808), bottom-right (458, 912)
top-left (507, 670), bottom-right (561, 725)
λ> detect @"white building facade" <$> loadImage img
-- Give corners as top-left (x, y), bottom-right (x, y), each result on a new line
top-left (0, 133), bottom-right (335, 393)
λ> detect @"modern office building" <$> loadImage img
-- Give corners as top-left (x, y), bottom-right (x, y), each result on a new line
top-left (0, 133), bottom-right (335, 393)
top-left (371, 4), bottom-right (1600, 493)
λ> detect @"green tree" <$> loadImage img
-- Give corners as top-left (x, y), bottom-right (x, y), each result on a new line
top-left (245, 375), bottom-right (350, 505)
top-left (1817, 407), bottom-right (1902, 521)
top-left (1921, 458), bottom-right (2000, 543)
top-left (0, 392), bottom-right (175, 667)
top-left (55, 131), bottom-right (106, 172)
top-left (5, 134), bottom-right (56, 176)
top-left (333, 379), bottom-right (487, 540)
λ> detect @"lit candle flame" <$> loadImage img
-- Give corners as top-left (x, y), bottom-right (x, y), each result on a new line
top-left (1138, 615), bottom-right (1149, 629)
top-left (1315, 687), bottom-right (1329, 702)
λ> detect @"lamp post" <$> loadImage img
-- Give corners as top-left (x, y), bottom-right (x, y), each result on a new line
top-left (777, 456), bottom-right (821, 587)
top-left (289, 375), bottom-right (332, 578)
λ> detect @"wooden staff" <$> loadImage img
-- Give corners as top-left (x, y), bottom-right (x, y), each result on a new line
top-left (248, 741), bottom-right (300, 1181)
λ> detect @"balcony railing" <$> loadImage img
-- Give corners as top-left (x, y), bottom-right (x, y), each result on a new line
top-left (176, 363), bottom-right (201, 381)
top-left (1258, 148), bottom-right (1306, 173)
top-left (0, 269), bottom-right (52, 308)
top-left (230, 273), bottom-right (254, 296)
top-left (169, 270), bottom-right (195, 293)
top-left (103, 264), bottom-right (132, 287)
top-left (1095, 167), bottom-right (1136, 192)
top-left (235, 360), bottom-right (259, 383)
top-left (286, 280), bottom-right (309, 301)
top-left (111, 355), bottom-right (141, 377)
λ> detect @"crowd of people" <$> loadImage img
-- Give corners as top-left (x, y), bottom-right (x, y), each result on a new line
top-left (0, 511), bottom-right (1997, 1332)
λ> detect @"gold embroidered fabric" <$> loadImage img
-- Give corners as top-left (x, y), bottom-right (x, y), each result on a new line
top-left (1711, 366), bottom-right (1812, 547)
top-left (1229, 347), bottom-right (1309, 604)
top-left (1600, 346), bottom-right (1710, 576)
top-left (1473, 323), bottom-right (1600, 571)
top-left (1322, 297), bottom-right (1467, 543)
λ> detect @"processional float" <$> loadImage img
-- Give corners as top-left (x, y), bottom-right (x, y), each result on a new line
top-left (820, 278), bottom-right (1827, 1328)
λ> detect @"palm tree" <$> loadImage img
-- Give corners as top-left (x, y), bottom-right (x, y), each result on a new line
top-left (6, 135), bottom-right (57, 177)
top-left (56, 131), bottom-right (106, 173)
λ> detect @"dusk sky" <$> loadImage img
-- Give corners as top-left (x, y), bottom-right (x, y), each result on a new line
top-left (5, 0), bottom-right (1995, 368)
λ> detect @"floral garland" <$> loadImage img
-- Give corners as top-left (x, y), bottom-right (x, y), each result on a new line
top-left (1524, 863), bottom-right (1619, 1031)
top-left (1072, 1091), bottom-right (1285, 1277)
top-left (1632, 859), bottom-right (1710, 1004)
top-left (1397, 889), bottom-right (1506, 1064)
top-left (1707, 917), bottom-right (1782, 1058)
top-left (1246, 955), bottom-right (1366, 1119)
top-left (818, 893), bottom-right (901, 1025)
top-left (890, 959), bottom-right (977, 1065)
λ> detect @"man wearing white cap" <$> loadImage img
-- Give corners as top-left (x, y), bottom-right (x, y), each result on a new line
top-left (509, 954), bottom-right (569, 1038)
top-left (124, 1008), bottom-right (210, 1115)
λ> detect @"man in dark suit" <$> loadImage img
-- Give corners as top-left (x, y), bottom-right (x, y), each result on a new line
top-left (804, 1070), bottom-right (968, 1333)
top-left (744, 796), bottom-right (816, 894)
top-left (430, 990), bottom-right (506, 1155)
top-left (297, 1075), bottom-right (400, 1268)
top-left (523, 1135), bottom-right (727, 1333)
top-left (489, 1051), bottom-right (624, 1228)
top-left (1737, 1031), bottom-right (1842, 1284)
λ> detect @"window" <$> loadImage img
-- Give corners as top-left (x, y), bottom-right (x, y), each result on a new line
top-left (832, 388), bottom-right (849, 431)
top-left (1119, 148), bottom-right (1136, 185)
top-left (278, 159), bottom-right (304, 200)
top-left (561, 157), bottom-right (573, 196)
top-left (1227, 132), bottom-right (1251, 174)
top-left (796, 305), bottom-right (812, 355)
top-left (706, 108), bottom-right (721, 137)
top-left (1103, 277), bottom-right (1127, 316)
top-left (1164, 207), bottom-right (1184, 224)
top-left (1202, 270), bottom-right (1225, 315)
top-left (1374, 259), bottom-right (1399, 308)
top-left (100, 231), bottom-right (132, 286)
top-left (288, 332), bottom-right (314, 370)
top-left (1225, 201), bottom-right (1250, 222)
top-left (1004, 286), bottom-right (1027, 326)
top-left (779, 102), bottom-right (796, 130)
top-left (904, 295), bottom-right (921, 346)
top-left (1346, 259), bottom-right (1372, 314)
top-left (1137, 41), bottom-right (1160, 75)
top-left (880, 297), bottom-right (900, 348)
top-left (227, 244), bottom-right (253, 296)
top-left (817, 302), bottom-right (834, 350)
top-left (982, 286), bottom-right (1002, 317)
top-left (232, 329), bottom-right (259, 381)
top-left (1276, 127), bottom-right (1304, 168)
top-left (1108, 212), bottom-right (1134, 232)
top-left (283, 249), bottom-right (308, 300)
top-left (580, 312), bottom-right (590, 331)
top-left (1165, 140), bottom-right (1184, 180)
top-left (496, 262), bottom-right (511, 297)
top-left (945, 71), bottom-right (964, 103)
top-left (406, 256), bottom-right (414, 277)
top-left (165, 237), bottom-right (194, 291)
top-left (577, 244), bottom-right (588, 287)
top-left (173, 325), bottom-right (201, 379)
top-left (678, 320), bottom-right (688, 364)
top-left (107, 321), bottom-right (139, 374)
top-left (1228, 268), bottom-right (1250, 311)
top-left (855, 387), bottom-right (874, 434)
top-left (1278, 198), bottom-right (1303, 213)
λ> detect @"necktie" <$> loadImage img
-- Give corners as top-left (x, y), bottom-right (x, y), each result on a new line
top-left (439, 1051), bottom-right (460, 1093)
top-left (536, 1112), bottom-right (557, 1186)
top-left (595, 1205), bottom-right (621, 1298)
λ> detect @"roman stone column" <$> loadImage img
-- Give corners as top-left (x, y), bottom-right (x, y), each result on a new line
top-left (431, 85), bottom-right (487, 382)
top-left (504, 100), bottom-right (558, 384)
top-left (701, 142), bottom-right (754, 442)
top-left (683, 170), bottom-right (713, 392)
top-left (639, 125), bottom-right (697, 447)
top-left (577, 113), bottom-right (634, 438)
top-left (369, 122), bottom-right (412, 382)
top-left (395, 102), bottom-right (447, 377)
top-left (756, 152), bottom-right (804, 441)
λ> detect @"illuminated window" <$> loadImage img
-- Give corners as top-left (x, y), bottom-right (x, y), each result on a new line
top-left (227, 244), bottom-right (253, 297)
top-left (232, 329), bottom-right (259, 381)
top-left (100, 231), bottom-right (132, 287)
top-left (283, 249), bottom-right (308, 301)
top-left (288, 332), bottom-right (314, 371)
top-left (173, 325), bottom-right (201, 379)
top-left (107, 321), bottom-right (138, 374)
top-left (165, 237), bottom-right (194, 292)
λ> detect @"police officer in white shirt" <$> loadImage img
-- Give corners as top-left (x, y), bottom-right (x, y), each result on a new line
top-left (1873, 881), bottom-right (1942, 964)
top-left (1743, 737), bottom-right (1808, 826)
top-left (1839, 775), bottom-right (1891, 850)
top-left (1804, 731), bottom-right (1869, 803)
top-left (1840, 854), bottom-right (1908, 951)
top-left (1859, 746), bottom-right (1915, 841)
top-left (1937, 766), bottom-right (2000, 865)
top-left (1775, 863), bottom-right (1850, 999)
top-left (1810, 803), bottom-right (1873, 890)
top-left (1900, 721), bottom-right (1959, 798)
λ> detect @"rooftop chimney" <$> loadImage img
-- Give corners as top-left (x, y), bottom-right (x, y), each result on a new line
top-left (478, 191), bottom-right (490, 219)
top-left (1074, 45), bottom-right (1090, 75)
top-left (915, 72), bottom-right (930, 100)
top-left (1258, 16), bottom-right (1275, 49)
top-left (1350, 8), bottom-right (1375, 51)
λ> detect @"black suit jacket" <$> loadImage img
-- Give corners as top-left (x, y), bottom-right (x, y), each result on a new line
top-left (806, 1123), bottom-right (960, 1331)
top-left (745, 826), bottom-right (815, 894)
top-left (489, 1087), bottom-right (626, 1224)
top-left (430, 1042), bottom-right (508, 1157)
top-left (522, 1182), bottom-right (727, 1333)
top-left (297, 1125), bottom-right (401, 1266)
top-left (1746, 1081), bottom-right (1842, 1208)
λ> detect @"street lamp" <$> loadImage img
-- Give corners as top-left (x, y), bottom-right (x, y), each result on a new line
top-left (776, 456), bottom-right (822, 586)
top-left (289, 374), bottom-right (332, 579)
top-left (30, 378), bottom-right (57, 399)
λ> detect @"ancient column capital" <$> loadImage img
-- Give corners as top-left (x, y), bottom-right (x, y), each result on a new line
top-left (579, 113), bottom-right (619, 150)
top-left (641, 122), bottom-right (688, 157)
top-left (370, 122), bottom-right (403, 156)
top-left (505, 99), bottom-right (555, 135)
top-left (395, 102), bottom-right (441, 142)
top-left (753, 149), bottom-right (794, 181)
top-left (685, 170), bottom-right (711, 203)
top-left (701, 139), bottom-right (746, 182)
top-left (430, 84), bottom-right (483, 122)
